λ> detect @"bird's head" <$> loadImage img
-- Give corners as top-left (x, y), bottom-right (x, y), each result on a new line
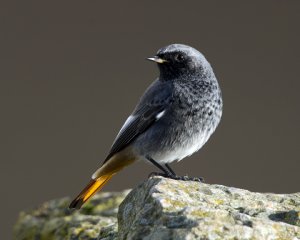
top-left (147, 44), bottom-right (212, 80)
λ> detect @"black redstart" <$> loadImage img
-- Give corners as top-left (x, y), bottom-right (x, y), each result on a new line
top-left (69, 44), bottom-right (223, 209)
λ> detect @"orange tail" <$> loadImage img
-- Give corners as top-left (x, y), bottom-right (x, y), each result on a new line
top-left (69, 174), bottom-right (113, 209)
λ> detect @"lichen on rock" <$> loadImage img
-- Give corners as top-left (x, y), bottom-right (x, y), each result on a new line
top-left (118, 177), bottom-right (300, 239)
top-left (13, 191), bottom-right (129, 240)
top-left (14, 177), bottom-right (300, 240)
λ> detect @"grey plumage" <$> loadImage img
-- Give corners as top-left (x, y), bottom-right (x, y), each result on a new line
top-left (107, 44), bottom-right (222, 164)
top-left (70, 43), bottom-right (223, 209)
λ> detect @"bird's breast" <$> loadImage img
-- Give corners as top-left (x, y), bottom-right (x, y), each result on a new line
top-left (133, 80), bottom-right (222, 164)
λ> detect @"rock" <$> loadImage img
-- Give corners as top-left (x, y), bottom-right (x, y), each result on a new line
top-left (119, 177), bottom-right (300, 239)
top-left (13, 190), bottom-right (129, 240)
top-left (14, 177), bottom-right (300, 240)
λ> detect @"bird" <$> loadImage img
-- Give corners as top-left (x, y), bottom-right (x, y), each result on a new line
top-left (69, 44), bottom-right (223, 209)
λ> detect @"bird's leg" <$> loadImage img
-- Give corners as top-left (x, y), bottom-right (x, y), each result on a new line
top-left (165, 163), bottom-right (204, 182)
top-left (146, 156), bottom-right (174, 177)
top-left (147, 156), bottom-right (204, 182)
top-left (165, 163), bottom-right (176, 176)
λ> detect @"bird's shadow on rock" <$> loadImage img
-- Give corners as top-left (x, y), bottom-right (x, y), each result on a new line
top-left (163, 209), bottom-right (198, 229)
top-left (269, 210), bottom-right (300, 227)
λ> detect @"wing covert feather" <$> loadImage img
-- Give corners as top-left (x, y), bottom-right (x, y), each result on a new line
top-left (103, 80), bottom-right (173, 163)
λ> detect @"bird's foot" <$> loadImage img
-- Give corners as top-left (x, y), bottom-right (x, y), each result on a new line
top-left (148, 172), bottom-right (204, 182)
top-left (173, 175), bottom-right (204, 182)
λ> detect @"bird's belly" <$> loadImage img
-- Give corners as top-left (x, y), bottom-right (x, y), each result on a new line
top-left (133, 102), bottom-right (221, 164)
top-left (150, 129), bottom-right (212, 163)
top-left (134, 117), bottom-right (216, 164)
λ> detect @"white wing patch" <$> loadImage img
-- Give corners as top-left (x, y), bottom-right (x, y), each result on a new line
top-left (155, 110), bottom-right (165, 120)
top-left (116, 115), bottom-right (135, 138)
top-left (115, 110), bottom-right (164, 145)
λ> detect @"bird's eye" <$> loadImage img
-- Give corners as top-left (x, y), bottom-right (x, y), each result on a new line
top-left (174, 53), bottom-right (184, 62)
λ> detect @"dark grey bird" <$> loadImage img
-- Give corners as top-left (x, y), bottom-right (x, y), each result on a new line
top-left (69, 44), bottom-right (223, 209)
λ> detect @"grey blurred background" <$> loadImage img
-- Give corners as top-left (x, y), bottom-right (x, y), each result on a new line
top-left (1, 1), bottom-right (300, 238)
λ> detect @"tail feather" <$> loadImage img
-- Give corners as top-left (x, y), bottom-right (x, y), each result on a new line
top-left (70, 150), bottom-right (135, 209)
top-left (69, 174), bottom-right (113, 209)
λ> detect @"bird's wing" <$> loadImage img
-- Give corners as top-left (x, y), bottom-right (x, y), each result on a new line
top-left (102, 80), bottom-right (173, 164)
top-left (103, 104), bottom-right (166, 163)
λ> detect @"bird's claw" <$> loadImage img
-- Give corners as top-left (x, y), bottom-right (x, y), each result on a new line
top-left (148, 172), bottom-right (204, 182)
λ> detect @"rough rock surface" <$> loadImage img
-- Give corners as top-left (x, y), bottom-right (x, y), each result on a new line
top-left (119, 178), bottom-right (300, 240)
top-left (14, 190), bottom-right (129, 240)
top-left (14, 177), bottom-right (300, 240)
